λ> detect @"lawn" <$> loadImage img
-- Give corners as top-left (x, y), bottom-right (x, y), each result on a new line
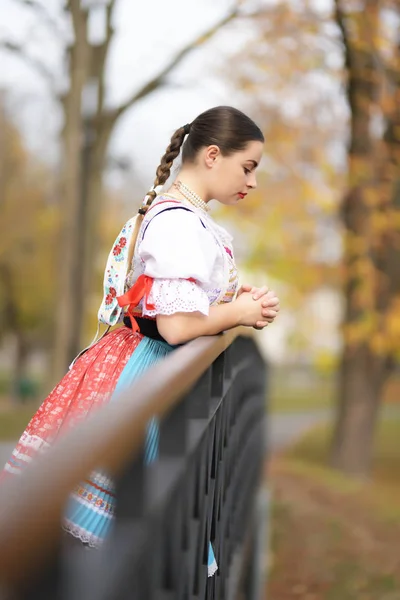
top-left (268, 368), bottom-right (335, 414)
top-left (269, 380), bottom-right (334, 414)
top-left (0, 401), bottom-right (37, 441)
top-left (269, 369), bottom-right (400, 414)
top-left (267, 417), bottom-right (400, 599)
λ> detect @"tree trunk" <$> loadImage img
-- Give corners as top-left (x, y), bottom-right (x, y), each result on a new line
top-left (0, 263), bottom-right (31, 405)
top-left (331, 343), bottom-right (388, 476)
top-left (81, 120), bottom-right (112, 313)
top-left (51, 3), bottom-right (90, 382)
top-left (331, 0), bottom-right (386, 477)
top-left (10, 333), bottom-right (29, 405)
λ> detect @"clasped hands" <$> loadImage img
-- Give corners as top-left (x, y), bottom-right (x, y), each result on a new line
top-left (236, 284), bottom-right (280, 330)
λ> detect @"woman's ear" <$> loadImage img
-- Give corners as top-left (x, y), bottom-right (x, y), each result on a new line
top-left (204, 145), bottom-right (221, 169)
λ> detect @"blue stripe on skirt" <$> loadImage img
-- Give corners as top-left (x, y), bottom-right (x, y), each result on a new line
top-left (112, 336), bottom-right (173, 463)
top-left (63, 334), bottom-right (217, 575)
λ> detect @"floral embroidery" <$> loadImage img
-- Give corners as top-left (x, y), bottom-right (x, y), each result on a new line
top-left (112, 239), bottom-right (126, 262)
top-left (103, 267), bottom-right (119, 308)
top-left (105, 286), bottom-right (117, 305)
top-left (73, 484), bottom-right (115, 515)
top-left (224, 246), bottom-right (233, 258)
top-left (98, 217), bottom-right (138, 326)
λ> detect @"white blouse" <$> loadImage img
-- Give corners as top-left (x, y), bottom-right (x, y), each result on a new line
top-left (126, 197), bottom-right (238, 318)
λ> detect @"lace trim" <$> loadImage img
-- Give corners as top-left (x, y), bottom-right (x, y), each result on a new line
top-left (142, 279), bottom-right (210, 317)
top-left (63, 526), bottom-right (219, 576)
top-left (208, 558), bottom-right (218, 577)
top-left (62, 522), bottom-right (103, 549)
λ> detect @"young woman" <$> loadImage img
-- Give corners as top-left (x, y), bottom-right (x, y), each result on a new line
top-left (1, 106), bottom-right (279, 577)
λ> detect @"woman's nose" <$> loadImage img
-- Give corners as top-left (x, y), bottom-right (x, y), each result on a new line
top-left (247, 172), bottom-right (257, 190)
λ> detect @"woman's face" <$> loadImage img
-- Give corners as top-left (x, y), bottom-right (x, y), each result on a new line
top-left (205, 140), bottom-right (264, 205)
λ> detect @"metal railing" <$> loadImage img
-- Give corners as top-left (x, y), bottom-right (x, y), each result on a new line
top-left (0, 330), bottom-right (268, 600)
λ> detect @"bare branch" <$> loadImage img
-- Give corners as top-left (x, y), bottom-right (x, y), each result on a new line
top-left (111, 7), bottom-right (241, 121)
top-left (0, 40), bottom-right (57, 92)
top-left (334, 0), bottom-right (351, 73)
top-left (93, 0), bottom-right (117, 112)
top-left (108, 0), bottom-right (118, 17)
top-left (11, 0), bottom-right (66, 41)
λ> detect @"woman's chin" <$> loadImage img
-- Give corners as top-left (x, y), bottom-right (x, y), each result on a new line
top-left (215, 196), bottom-right (240, 207)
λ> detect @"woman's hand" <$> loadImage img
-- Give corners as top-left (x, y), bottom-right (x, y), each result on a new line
top-left (234, 288), bottom-right (280, 329)
top-left (236, 284), bottom-right (279, 330)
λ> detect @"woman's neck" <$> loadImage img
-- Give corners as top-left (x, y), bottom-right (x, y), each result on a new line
top-left (166, 171), bottom-right (210, 203)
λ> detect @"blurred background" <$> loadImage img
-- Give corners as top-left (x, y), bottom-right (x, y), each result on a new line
top-left (1, 0), bottom-right (400, 597)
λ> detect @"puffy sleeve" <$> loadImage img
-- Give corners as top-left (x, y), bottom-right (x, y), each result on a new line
top-left (138, 208), bottom-right (218, 317)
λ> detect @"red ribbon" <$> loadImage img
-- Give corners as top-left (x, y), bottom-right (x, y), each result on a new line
top-left (117, 274), bottom-right (155, 332)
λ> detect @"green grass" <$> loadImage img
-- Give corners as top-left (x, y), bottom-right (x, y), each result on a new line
top-left (288, 417), bottom-right (400, 478)
top-left (0, 403), bottom-right (37, 441)
top-left (269, 372), bottom-right (334, 413)
top-left (269, 370), bottom-right (400, 414)
top-left (287, 417), bottom-right (400, 515)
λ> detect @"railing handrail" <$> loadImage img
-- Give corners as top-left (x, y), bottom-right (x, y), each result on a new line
top-left (0, 330), bottom-right (238, 587)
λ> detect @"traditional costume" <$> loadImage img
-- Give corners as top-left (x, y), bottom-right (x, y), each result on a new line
top-left (1, 191), bottom-right (239, 577)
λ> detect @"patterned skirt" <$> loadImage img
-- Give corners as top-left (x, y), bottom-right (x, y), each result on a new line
top-left (0, 326), bottom-right (217, 577)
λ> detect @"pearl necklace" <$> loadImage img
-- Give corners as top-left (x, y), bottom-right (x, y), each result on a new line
top-left (171, 180), bottom-right (210, 213)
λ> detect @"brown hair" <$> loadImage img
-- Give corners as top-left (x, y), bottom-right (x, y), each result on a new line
top-left (127, 106), bottom-right (264, 267)
top-left (142, 105), bottom-right (263, 212)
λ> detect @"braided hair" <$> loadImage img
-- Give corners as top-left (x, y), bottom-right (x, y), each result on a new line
top-left (126, 124), bottom-right (191, 269)
top-left (139, 124), bottom-right (190, 215)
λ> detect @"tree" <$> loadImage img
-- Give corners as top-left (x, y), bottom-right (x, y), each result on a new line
top-left (0, 99), bottom-right (58, 402)
top-left (218, 0), bottom-right (344, 306)
top-left (330, 0), bottom-right (400, 476)
top-left (221, 0), bottom-right (400, 476)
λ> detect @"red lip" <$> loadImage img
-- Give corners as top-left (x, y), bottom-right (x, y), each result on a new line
top-left (238, 193), bottom-right (247, 199)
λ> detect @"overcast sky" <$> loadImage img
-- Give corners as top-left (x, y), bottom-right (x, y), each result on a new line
top-left (0, 0), bottom-right (259, 190)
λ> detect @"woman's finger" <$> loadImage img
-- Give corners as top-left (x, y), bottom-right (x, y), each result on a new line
top-left (262, 298), bottom-right (279, 308)
top-left (254, 320), bottom-right (268, 330)
top-left (237, 284), bottom-right (252, 297)
top-left (252, 285), bottom-right (269, 300)
top-left (262, 309), bottom-right (277, 319)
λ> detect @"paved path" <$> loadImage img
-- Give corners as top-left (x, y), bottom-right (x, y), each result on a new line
top-left (267, 409), bottom-right (331, 453)
top-left (0, 442), bottom-right (15, 467)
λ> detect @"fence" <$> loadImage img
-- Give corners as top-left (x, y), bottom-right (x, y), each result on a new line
top-left (0, 331), bottom-right (268, 600)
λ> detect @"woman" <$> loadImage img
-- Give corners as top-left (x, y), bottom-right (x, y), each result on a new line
top-left (1, 106), bottom-right (279, 577)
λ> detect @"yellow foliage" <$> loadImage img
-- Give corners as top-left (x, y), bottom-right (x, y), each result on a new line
top-left (213, 1), bottom-right (354, 322)
top-left (384, 298), bottom-right (400, 346)
top-left (370, 212), bottom-right (391, 234)
top-left (313, 349), bottom-right (338, 376)
top-left (0, 111), bottom-right (58, 344)
top-left (363, 187), bottom-right (382, 208)
top-left (369, 332), bottom-right (387, 356)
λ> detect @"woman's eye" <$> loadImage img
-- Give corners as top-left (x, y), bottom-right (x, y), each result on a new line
top-left (244, 168), bottom-right (250, 175)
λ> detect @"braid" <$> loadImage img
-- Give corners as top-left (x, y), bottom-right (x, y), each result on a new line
top-left (141, 125), bottom-right (188, 213)
top-left (128, 125), bottom-right (190, 270)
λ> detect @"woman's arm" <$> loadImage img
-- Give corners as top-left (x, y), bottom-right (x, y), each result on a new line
top-left (157, 303), bottom-right (239, 346)
top-left (157, 291), bottom-right (278, 345)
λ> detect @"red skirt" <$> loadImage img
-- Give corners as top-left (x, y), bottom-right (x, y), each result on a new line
top-left (0, 327), bottom-right (142, 481)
